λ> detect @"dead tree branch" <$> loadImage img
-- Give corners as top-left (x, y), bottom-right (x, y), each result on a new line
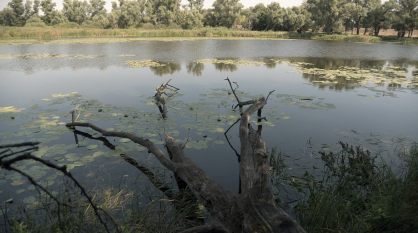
top-left (0, 143), bottom-right (118, 233)
top-left (65, 80), bottom-right (305, 233)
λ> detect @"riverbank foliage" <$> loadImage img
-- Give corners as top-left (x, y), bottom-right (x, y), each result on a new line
top-left (0, 0), bottom-right (417, 39)
top-left (0, 26), bottom-right (304, 39)
top-left (293, 143), bottom-right (418, 233)
top-left (1, 26), bottom-right (416, 46)
top-left (6, 142), bottom-right (417, 232)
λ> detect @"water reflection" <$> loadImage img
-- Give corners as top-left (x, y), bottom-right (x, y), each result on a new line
top-left (288, 57), bottom-right (387, 70)
top-left (301, 73), bottom-right (360, 91)
top-left (149, 62), bottom-right (181, 76)
top-left (186, 62), bottom-right (204, 76)
top-left (213, 62), bottom-right (238, 72)
top-left (263, 57), bottom-right (280, 69)
top-left (1, 40), bottom-right (417, 93)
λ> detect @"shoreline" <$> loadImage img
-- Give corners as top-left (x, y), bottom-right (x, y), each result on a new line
top-left (0, 27), bottom-right (417, 46)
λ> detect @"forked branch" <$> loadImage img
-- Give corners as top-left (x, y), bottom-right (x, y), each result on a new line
top-left (65, 80), bottom-right (304, 233)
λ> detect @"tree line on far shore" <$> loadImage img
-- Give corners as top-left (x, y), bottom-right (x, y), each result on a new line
top-left (0, 0), bottom-right (417, 37)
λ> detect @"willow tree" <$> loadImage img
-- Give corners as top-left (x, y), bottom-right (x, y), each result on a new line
top-left (66, 79), bottom-right (306, 233)
top-left (364, 0), bottom-right (397, 36)
top-left (396, 0), bottom-right (418, 37)
top-left (211, 0), bottom-right (243, 28)
top-left (306, 0), bottom-right (348, 34)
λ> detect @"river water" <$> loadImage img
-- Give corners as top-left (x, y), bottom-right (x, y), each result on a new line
top-left (0, 39), bottom-right (417, 219)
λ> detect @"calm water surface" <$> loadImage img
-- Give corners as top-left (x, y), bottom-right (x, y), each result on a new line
top-left (0, 39), bottom-right (417, 216)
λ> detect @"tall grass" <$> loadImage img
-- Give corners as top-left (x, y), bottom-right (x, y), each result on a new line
top-left (311, 34), bottom-right (382, 43)
top-left (1, 25), bottom-right (415, 45)
top-left (295, 142), bottom-right (418, 233)
top-left (0, 25), bottom-right (311, 40)
top-left (5, 181), bottom-right (205, 232)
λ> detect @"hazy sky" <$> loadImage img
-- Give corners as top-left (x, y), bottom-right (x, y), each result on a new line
top-left (0, 0), bottom-right (305, 12)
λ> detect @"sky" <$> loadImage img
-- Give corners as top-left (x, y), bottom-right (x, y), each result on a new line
top-left (0, 0), bottom-right (305, 12)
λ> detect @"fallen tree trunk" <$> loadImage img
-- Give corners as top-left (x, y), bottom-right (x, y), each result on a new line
top-left (66, 79), bottom-right (306, 233)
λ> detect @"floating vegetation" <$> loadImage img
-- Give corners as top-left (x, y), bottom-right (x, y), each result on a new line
top-left (118, 54), bottom-right (136, 57)
top-left (0, 52), bottom-right (100, 60)
top-left (275, 94), bottom-right (336, 110)
top-left (22, 196), bottom-right (36, 204)
top-left (124, 60), bottom-right (166, 68)
top-left (0, 84), bottom-right (339, 209)
top-left (291, 64), bottom-right (414, 88)
top-left (195, 59), bottom-right (265, 66)
top-left (0, 106), bottom-right (26, 121)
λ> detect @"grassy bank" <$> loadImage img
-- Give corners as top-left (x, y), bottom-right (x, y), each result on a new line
top-left (309, 33), bottom-right (418, 45)
top-left (1, 25), bottom-right (415, 45)
top-left (0, 26), bottom-right (307, 40)
top-left (3, 141), bottom-right (417, 232)
top-left (292, 142), bottom-right (418, 232)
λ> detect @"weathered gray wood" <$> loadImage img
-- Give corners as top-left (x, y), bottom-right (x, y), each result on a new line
top-left (66, 80), bottom-right (306, 233)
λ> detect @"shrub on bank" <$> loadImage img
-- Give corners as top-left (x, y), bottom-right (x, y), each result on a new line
top-left (295, 142), bottom-right (418, 232)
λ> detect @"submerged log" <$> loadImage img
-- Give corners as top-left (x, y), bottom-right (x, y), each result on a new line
top-left (66, 79), bottom-right (306, 233)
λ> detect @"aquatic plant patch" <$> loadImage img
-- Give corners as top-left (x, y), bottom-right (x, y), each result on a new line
top-left (124, 60), bottom-right (166, 68)
top-left (0, 52), bottom-right (101, 60)
top-left (195, 59), bottom-right (265, 66)
top-left (291, 64), bottom-right (414, 88)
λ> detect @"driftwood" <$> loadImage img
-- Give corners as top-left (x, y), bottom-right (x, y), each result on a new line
top-left (66, 79), bottom-right (306, 233)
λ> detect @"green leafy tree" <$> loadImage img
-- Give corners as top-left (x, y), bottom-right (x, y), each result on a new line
top-left (343, 0), bottom-right (378, 35)
top-left (90, 13), bottom-right (109, 28)
top-left (364, 0), bottom-right (397, 36)
top-left (146, 0), bottom-right (181, 27)
top-left (40, 0), bottom-right (56, 24)
top-left (25, 13), bottom-right (45, 25)
top-left (282, 6), bottom-right (312, 32)
top-left (50, 9), bottom-right (69, 25)
top-left (178, 0), bottom-right (204, 29)
top-left (248, 3), bottom-right (268, 31)
top-left (23, 0), bottom-right (33, 20)
top-left (239, 8), bottom-right (255, 30)
top-left (394, 0), bottom-right (418, 37)
top-left (0, 8), bottom-right (17, 26)
top-left (90, 0), bottom-right (107, 18)
top-left (180, 5), bottom-right (203, 29)
top-left (6, 0), bottom-right (25, 26)
top-left (264, 2), bottom-right (283, 31)
top-left (306, 0), bottom-right (348, 34)
top-left (62, 0), bottom-right (91, 25)
top-left (0, 0), bottom-right (40, 26)
top-left (188, 0), bottom-right (204, 11)
top-left (343, 0), bottom-right (364, 33)
top-left (117, 0), bottom-right (146, 28)
top-left (211, 0), bottom-right (243, 28)
top-left (108, 9), bottom-right (120, 28)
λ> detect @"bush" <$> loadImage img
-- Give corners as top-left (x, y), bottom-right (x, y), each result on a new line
top-left (25, 15), bottom-right (44, 24)
top-left (167, 22), bottom-right (182, 30)
top-left (55, 22), bottom-right (81, 29)
top-left (296, 142), bottom-right (418, 233)
top-left (141, 22), bottom-right (155, 30)
top-left (82, 21), bottom-right (105, 29)
top-left (24, 22), bottom-right (47, 28)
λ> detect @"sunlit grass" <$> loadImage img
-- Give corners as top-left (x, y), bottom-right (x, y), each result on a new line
top-left (1, 26), bottom-right (414, 46)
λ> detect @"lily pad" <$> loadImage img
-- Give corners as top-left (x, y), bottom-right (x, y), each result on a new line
top-left (119, 138), bottom-right (131, 143)
top-left (80, 156), bottom-right (95, 163)
top-left (87, 145), bottom-right (98, 150)
top-left (16, 189), bottom-right (26, 194)
top-left (23, 196), bottom-right (36, 204)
